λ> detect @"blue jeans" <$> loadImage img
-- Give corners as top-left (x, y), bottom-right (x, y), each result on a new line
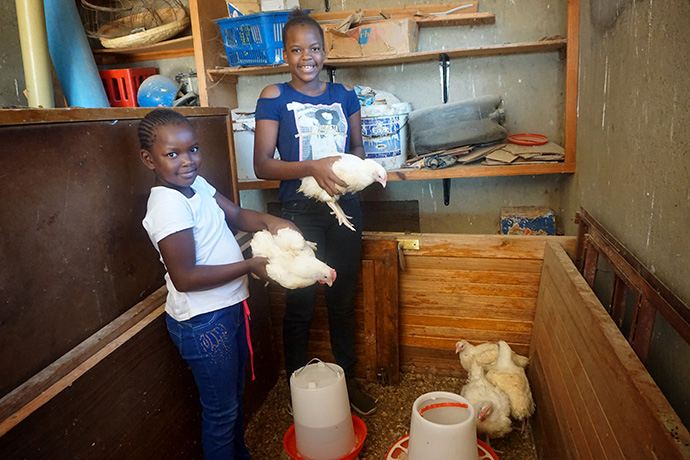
top-left (281, 198), bottom-right (363, 381)
top-left (166, 304), bottom-right (251, 460)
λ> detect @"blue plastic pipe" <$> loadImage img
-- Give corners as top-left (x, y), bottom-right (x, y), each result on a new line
top-left (43, 0), bottom-right (110, 108)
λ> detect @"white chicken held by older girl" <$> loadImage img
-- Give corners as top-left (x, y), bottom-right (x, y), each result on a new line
top-left (461, 361), bottom-right (512, 440)
top-left (298, 154), bottom-right (387, 231)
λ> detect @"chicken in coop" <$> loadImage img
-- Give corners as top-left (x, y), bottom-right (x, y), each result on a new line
top-left (486, 341), bottom-right (535, 427)
top-left (250, 227), bottom-right (336, 290)
top-left (461, 361), bottom-right (512, 440)
top-left (455, 339), bottom-right (529, 372)
top-left (297, 154), bottom-right (387, 231)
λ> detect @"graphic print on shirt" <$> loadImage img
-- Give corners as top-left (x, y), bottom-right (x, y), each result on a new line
top-left (287, 102), bottom-right (348, 161)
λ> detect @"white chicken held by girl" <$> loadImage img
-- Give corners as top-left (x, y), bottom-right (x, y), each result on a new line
top-left (461, 361), bottom-right (512, 439)
top-left (486, 341), bottom-right (535, 424)
top-left (298, 154), bottom-right (387, 231)
top-left (250, 227), bottom-right (336, 290)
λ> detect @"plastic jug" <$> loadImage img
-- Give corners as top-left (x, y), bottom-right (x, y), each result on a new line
top-left (407, 391), bottom-right (478, 460)
top-left (290, 360), bottom-right (356, 460)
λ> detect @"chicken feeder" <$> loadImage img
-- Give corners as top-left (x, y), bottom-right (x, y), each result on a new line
top-left (289, 360), bottom-right (357, 460)
top-left (407, 391), bottom-right (478, 460)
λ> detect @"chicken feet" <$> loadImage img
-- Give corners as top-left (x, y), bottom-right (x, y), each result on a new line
top-left (326, 201), bottom-right (356, 231)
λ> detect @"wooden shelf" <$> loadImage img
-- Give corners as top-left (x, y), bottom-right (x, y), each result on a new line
top-left (237, 160), bottom-right (575, 191)
top-left (93, 35), bottom-right (194, 65)
top-left (208, 38), bottom-right (567, 79)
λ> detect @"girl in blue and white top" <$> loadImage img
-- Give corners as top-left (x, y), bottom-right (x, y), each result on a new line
top-left (253, 10), bottom-right (376, 416)
top-left (139, 108), bottom-right (297, 459)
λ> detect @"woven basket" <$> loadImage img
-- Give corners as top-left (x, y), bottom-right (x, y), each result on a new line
top-left (98, 7), bottom-right (190, 49)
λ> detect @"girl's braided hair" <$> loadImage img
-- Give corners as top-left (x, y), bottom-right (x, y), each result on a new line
top-left (138, 109), bottom-right (192, 151)
top-left (282, 9), bottom-right (324, 45)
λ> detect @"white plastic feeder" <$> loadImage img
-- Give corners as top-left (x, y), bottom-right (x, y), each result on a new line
top-left (290, 360), bottom-right (356, 460)
top-left (407, 391), bottom-right (478, 460)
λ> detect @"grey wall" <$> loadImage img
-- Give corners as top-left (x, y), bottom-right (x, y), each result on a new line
top-left (561, 0), bottom-right (690, 426)
top-left (1, 0), bottom-right (26, 106)
top-left (238, 0), bottom-right (571, 234)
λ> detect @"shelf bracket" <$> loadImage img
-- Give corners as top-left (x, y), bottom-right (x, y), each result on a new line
top-left (443, 178), bottom-right (451, 206)
top-left (439, 53), bottom-right (451, 205)
top-left (326, 66), bottom-right (336, 83)
top-left (439, 53), bottom-right (450, 104)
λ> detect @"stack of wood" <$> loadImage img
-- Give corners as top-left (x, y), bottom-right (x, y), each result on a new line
top-left (402, 141), bottom-right (565, 170)
top-left (403, 143), bottom-right (505, 169)
top-left (483, 142), bottom-right (565, 165)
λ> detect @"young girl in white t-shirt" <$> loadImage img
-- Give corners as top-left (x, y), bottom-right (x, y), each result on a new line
top-left (139, 108), bottom-right (296, 459)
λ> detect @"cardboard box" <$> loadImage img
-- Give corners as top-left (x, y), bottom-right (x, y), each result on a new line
top-left (324, 18), bottom-right (418, 58)
top-left (226, 0), bottom-right (260, 17)
top-left (260, 0), bottom-right (299, 12)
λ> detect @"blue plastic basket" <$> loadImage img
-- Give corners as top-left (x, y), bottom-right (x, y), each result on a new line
top-left (215, 11), bottom-right (294, 66)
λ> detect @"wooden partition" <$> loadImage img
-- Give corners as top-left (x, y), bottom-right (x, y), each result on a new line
top-left (388, 233), bottom-right (575, 376)
top-left (529, 242), bottom-right (690, 460)
top-left (268, 233), bottom-right (576, 382)
top-left (268, 237), bottom-right (400, 384)
top-left (0, 108), bottom-right (271, 459)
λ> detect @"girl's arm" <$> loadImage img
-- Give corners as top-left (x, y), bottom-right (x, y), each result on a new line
top-left (253, 86), bottom-right (346, 197)
top-left (213, 191), bottom-right (298, 234)
top-left (158, 229), bottom-right (268, 292)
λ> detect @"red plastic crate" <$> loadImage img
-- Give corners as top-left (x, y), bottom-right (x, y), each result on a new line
top-left (99, 67), bottom-right (157, 107)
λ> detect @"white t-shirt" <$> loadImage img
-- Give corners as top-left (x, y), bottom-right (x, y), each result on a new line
top-left (142, 176), bottom-right (249, 321)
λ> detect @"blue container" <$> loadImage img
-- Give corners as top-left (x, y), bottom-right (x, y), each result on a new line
top-left (215, 11), bottom-right (298, 66)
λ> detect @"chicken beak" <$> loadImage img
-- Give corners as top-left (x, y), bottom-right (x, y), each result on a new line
top-left (328, 268), bottom-right (337, 287)
top-left (378, 175), bottom-right (387, 188)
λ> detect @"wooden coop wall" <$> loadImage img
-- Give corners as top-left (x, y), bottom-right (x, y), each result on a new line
top-left (268, 233), bottom-right (576, 382)
top-left (529, 242), bottom-right (690, 460)
top-left (0, 109), bottom-right (268, 460)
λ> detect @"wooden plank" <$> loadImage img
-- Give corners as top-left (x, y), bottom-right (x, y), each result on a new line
top-left (577, 209), bottom-right (690, 332)
top-left (310, 2), bottom-right (479, 23)
top-left (0, 107), bottom-right (230, 126)
top-left (402, 267), bottom-right (541, 286)
top-left (400, 277), bottom-right (540, 298)
top-left (0, 289), bottom-right (166, 435)
top-left (400, 331), bottom-right (531, 349)
top-left (362, 260), bottom-right (378, 381)
top-left (404, 255), bottom-right (544, 273)
top-left (207, 39), bottom-right (568, 78)
top-left (539, 242), bottom-right (689, 459)
top-left (532, 324), bottom-right (594, 460)
top-left (0, 315), bottom-right (203, 459)
top-left (563, 0), bottom-right (580, 170)
top-left (189, 0), bottom-right (238, 107)
top-left (401, 302), bottom-right (537, 322)
top-left (363, 233), bottom-right (575, 259)
top-left (539, 286), bottom-right (625, 460)
top-left (237, 156), bottom-right (577, 189)
top-left (373, 240), bottom-right (400, 385)
top-left (402, 314), bottom-right (532, 333)
top-left (585, 230), bottom-right (690, 347)
top-left (92, 35), bottom-right (194, 65)
top-left (528, 347), bottom-right (577, 460)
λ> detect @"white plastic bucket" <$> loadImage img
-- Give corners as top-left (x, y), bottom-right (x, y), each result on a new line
top-left (407, 392), bottom-right (478, 460)
top-left (360, 102), bottom-right (412, 171)
top-left (290, 360), bottom-right (356, 460)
